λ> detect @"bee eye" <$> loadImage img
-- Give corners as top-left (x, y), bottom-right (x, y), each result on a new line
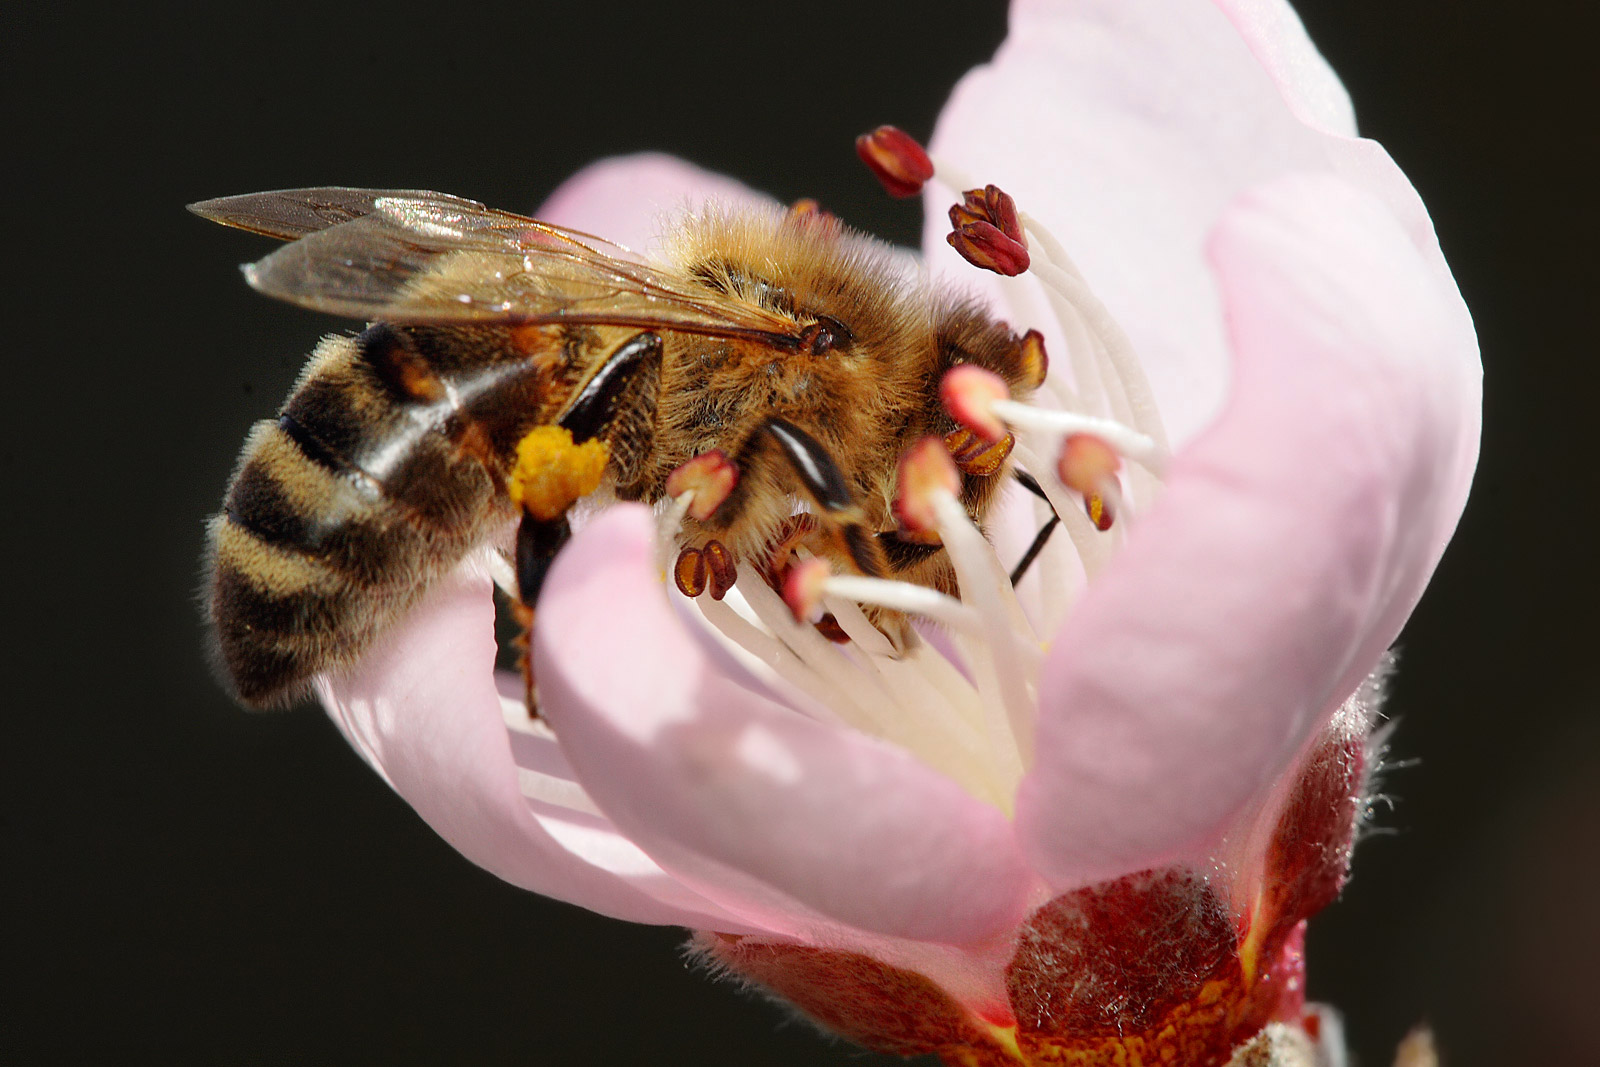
top-left (802, 315), bottom-right (853, 356)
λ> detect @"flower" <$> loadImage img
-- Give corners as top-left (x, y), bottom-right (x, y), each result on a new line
top-left (315, 0), bottom-right (1479, 1063)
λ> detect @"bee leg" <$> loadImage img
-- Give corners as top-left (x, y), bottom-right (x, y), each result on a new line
top-left (756, 417), bottom-right (889, 579)
top-left (1008, 468), bottom-right (1062, 586)
top-left (508, 331), bottom-right (664, 716)
top-left (510, 513), bottom-right (570, 717)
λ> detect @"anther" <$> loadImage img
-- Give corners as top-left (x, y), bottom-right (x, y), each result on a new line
top-left (1085, 493), bottom-right (1114, 532)
top-left (704, 540), bottom-right (737, 601)
top-left (1017, 329), bottom-right (1049, 390)
top-left (665, 450), bottom-right (740, 521)
top-left (947, 184), bottom-right (1030, 276)
top-left (786, 198), bottom-right (839, 233)
top-left (940, 365), bottom-right (1009, 443)
top-left (855, 125), bottom-right (934, 199)
top-left (893, 437), bottom-right (961, 536)
top-left (782, 557), bottom-right (830, 623)
top-left (674, 547), bottom-right (708, 598)
top-left (944, 428), bottom-right (1015, 478)
top-left (949, 185), bottom-right (1025, 246)
top-left (1056, 433), bottom-right (1121, 494)
top-left (948, 221), bottom-right (1030, 276)
top-left (1059, 434), bottom-right (1121, 532)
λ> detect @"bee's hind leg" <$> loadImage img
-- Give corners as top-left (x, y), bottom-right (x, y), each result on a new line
top-left (507, 330), bottom-right (663, 716)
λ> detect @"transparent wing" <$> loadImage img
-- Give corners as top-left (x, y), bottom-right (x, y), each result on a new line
top-left (189, 188), bottom-right (489, 241)
top-left (191, 188), bottom-right (803, 344)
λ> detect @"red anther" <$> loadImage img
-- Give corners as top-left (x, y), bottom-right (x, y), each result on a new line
top-left (1085, 492), bottom-right (1114, 531)
top-left (949, 185), bottom-right (1025, 246)
top-left (1056, 433), bottom-right (1121, 494)
top-left (893, 437), bottom-right (961, 535)
top-left (665, 450), bottom-right (740, 522)
top-left (855, 125), bottom-right (934, 199)
top-left (1017, 328), bottom-right (1049, 390)
top-left (674, 547), bottom-right (707, 598)
top-left (703, 539), bottom-right (737, 601)
top-left (948, 221), bottom-right (1030, 276)
top-left (782, 557), bottom-right (830, 622)
top-left (944, 428), bottom-right (1015, 478)
top-left (939, 365), bottom-right (1010, 443)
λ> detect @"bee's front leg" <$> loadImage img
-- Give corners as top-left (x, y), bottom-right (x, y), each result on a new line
top-left (751, 416), bottom-right (890, 579)
top-left (507, 331), bottom-right (663, 716)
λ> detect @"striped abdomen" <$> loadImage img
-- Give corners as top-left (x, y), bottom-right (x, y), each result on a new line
top-left (207, 322), bottom-right (564, 706)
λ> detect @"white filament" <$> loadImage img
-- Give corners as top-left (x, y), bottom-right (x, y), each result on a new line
top-left (601, 189), bottom-right (1173, 812)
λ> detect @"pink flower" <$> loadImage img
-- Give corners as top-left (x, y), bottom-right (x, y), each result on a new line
top-left (316, 0), bottom-right (1479, 1063)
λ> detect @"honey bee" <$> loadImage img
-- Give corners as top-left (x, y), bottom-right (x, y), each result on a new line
top-left (196, 188), bottom-right (1046, 709)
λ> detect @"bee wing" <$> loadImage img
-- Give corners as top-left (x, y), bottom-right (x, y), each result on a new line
top-left (188, 187), bottom-right (491, 241)
top-left (198, 189), bottom-right (802, 344)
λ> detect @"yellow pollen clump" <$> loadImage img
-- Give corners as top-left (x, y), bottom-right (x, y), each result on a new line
top-left (508, 425), bottom-right (609, 521)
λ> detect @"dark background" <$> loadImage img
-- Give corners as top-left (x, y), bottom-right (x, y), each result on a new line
top-left (7, 3), bottom-right (1596, 1064)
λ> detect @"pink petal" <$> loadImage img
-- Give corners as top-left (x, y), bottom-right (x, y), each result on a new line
top-left (924, 0), bottom-right (1335, 442)
top-left (1208, 0), bottom-right (1357, 135)
top-left (535, 152), bottom-right (775, 249)
top-left (534, 506), bottom-right (1037, 944)
top-left (1016, 173), bottom-right (1480, 889)
top-left (317, 558), bottom-right (758, 932)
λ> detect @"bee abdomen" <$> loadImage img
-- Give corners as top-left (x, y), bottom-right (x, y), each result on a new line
top-left (207, 328), bottom-right (509, 707)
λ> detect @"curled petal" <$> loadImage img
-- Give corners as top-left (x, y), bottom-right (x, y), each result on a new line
top-left (1017, 174), bottom-right (1479, 888)
top-left (1209, 0), bottom-right (1357, 135)
top-left (535, 506), bottom-right (1036, 943)
top-left (318, 558), bottom-right (755, 932)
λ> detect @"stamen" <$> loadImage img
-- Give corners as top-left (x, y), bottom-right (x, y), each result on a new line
top-left (1016, 329), bottom-right (1050, 391)
top-left (1011, 440), bottom-right (1114, 578)
top-left (664, 450), bottom-right (739, 521)
top-left (1018, 211), bottom-right (1171, 455)
top-left (785, 198), bottom-right (839, 234)
top-left (782, 557), bottom-right (831, 623)
top-left (703, 539), bottom-right (737, 600)
top-left (674, 546), bottom-right (707, 598)
top-left (893, 437), bottom-right (961, 536)
top-left (944, 428), bottom-right (1015, 478)
top-left (940, 365), bottom-right (1010, 443)
top-left (947, 221), bottom-right (1030, 277)
top-left (821, 575), bottom-right (982, 637)
top-left (932, 490), bottom-right (1036, 776)
top-left (855, 125), bottom-right (935, 198)
top-left (655, 491), bottom-right (694, 573)
top-left (990, 399), bottom-right (1164, 473)
top-left (949, 185), bottom-right (1027, 248)
top-left (940, 183), bottom-right (1031, 277)
top-left (1085, 493), bottom-right (1114, 532)
top-left (1057, 433), bottom-right (1121, 494)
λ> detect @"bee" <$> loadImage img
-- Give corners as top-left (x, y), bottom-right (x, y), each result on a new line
top-left (195, 188), bottom-right (1047, 709)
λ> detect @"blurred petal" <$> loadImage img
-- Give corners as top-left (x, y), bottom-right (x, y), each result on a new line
top-left (535, 506), bottom-right (1037, 944)
top-left (1209, 0), bottom-right (1357, 135)
top-left (318, 559), bottom-right (757, 932)
top-left (536, 152), bottom-right (776, 251)
top-left (1017, 173), bottom-right (1480, 888)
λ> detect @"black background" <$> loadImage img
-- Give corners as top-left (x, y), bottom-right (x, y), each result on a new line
top-left (8, 3), bottom-right (1597, 1065)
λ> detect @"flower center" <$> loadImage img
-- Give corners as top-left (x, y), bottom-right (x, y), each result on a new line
top-left (650, 162), bottom-right (1173, 815)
